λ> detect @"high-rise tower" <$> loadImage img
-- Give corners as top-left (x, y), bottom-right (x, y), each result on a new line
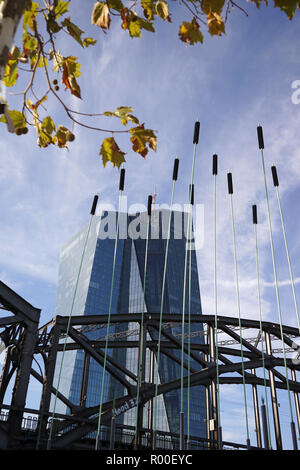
top-left (53, 209), bottom-right (206, 440)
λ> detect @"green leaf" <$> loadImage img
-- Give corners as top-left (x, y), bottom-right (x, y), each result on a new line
top-left (61, 17), bottom-right (84, 47)
top-left (54, 0), bottom-right (70, 18)
top-left (3, 47), bottom-right (20, 87)
top-left (41, 116), bottom-right (56, 135)
top-left (47, 17), bottom-right (62, 33)
top-left (107, 0), bottom-right (124, 11)
top-left (23, 1), bottom-right (39, 32)
top-left (91, 2), bottom-right (111, 30)
top-left (83, 37), bottom-right (97, 47)
top-left (201, 0), bottom-right (225, 14)
top-left (100, 137), bottom-right (126, 168)
top-left (53, 125), bottom-right (70, 147)
top-left (0, 108), bottom-right (26, 130)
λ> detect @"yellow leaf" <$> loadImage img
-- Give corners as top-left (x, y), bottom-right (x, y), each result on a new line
top-left (91, 2), bottom-right (111, 30)
top-left (100, 137), bottom-right (126, 168)
top-left (129, 124), bottom-right (157, 158)
top-left (207, 11), bottom-right (225, 36)
top-left (178, 18), bottom-right (204, 45)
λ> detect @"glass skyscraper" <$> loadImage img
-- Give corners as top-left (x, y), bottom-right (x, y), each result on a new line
top-left (53, 209), bottom-right (206, 440)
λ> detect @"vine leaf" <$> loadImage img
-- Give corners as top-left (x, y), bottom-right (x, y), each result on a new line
top-left (100, 137), bottom-right (126, 168)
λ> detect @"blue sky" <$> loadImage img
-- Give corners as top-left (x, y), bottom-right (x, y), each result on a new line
top-left (1, 0), bottom-right (300, 448)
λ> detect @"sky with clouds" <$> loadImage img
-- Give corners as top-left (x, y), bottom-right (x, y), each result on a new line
top-left (1, 0), bottom-right (300, 449)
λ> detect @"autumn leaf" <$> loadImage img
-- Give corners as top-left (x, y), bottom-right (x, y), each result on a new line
top-left (53, 125), bottom-right (71, 147)
top-left (107, 0), bottom-right (124, 11)
top-left (3, 46), bottom-right (20, 87)
top-left (59, 56), bottom-right (82, 98)
top-left (142, 0), bottom-right (155, 19)
top-left (129, 124), bottom-right (157, 158)
top-left (156, 1), bottom-right (171, 22)
top-left (121, 9), bottom-right (155, 37)
top-left (91, 2), bottom-right (111, 30)
top-left (61, 17), bottom-right (85, 47)
top-left (83, 37), bottom-right (97, 47)
top-left (201, 0), bottom-right (226, 14)
top-left (100, 137), bottom-right (126, 168)
top-left (179, 18), bottom-right (204, 45)
top-left (23, 1), bottom-right (39, 32)
top-left (104, 106), bottom-right (139, 125)
top-left (0, 108), bottom-right (27, 131)
top-left (273, 0), bottom-right (299, 19)
top-left (207, 11), bottom-right (225, 36)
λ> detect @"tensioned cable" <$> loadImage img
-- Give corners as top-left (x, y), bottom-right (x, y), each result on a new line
top-left (134, 195), bottom-right (152, 448)
top-left (95, 169), bottom-right (125, 450)
top-left (252, 204), bottom-right (272, 449)
top-left (227, 172), bottom-right (251, 448)
top-left (257, 126), bottom-right (295, 437)
top-left (47, 194), bottom-right (99, 450)
top-left (152, 158), bottom-right (179, 449)
top-left (271, 166), bottom-right (300, 335)
top-left (213, 154), bottom-right (222, 449)
top-left (180, 123), bottom-right (200, 441)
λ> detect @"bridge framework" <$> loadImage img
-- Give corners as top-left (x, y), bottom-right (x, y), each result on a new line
top-left (0, 280), bottom-right (299, 450)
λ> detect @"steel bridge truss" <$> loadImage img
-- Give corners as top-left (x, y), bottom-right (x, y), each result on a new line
top-left (0, 280), bottom-right (300, 450)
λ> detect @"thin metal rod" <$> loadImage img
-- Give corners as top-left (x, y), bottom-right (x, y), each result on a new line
top-left (265, 331), bottom-right (282, 449)
top-left (229, 191), bottom-right (250, 445)
top-left (95, 190), bottom-right (123, 450)
top-left (47, 203), bottom-right (96, 449)
top-left (153, 175), bottom-right (177, 445)
top-left (134, 214), bottom-right (150, 448)
top-left (274, 185), bottom-right (300, 334)
top-left (259, 147), bottom-right (295, 426)
top-left (213, 169), bottom-right (222, 449)
top-left (180, 136), bottom-right (198, 414)
top-left (253, 219), bottom-right (272, 449)
top-left (187, 196), bottom-right (193, 445)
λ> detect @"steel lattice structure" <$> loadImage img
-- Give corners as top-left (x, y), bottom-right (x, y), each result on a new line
top-left (0, 280), bottom-right (300, 450)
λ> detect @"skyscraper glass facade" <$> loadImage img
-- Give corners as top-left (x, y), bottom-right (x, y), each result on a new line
top-left (53, 209), bottom-right (206, 439)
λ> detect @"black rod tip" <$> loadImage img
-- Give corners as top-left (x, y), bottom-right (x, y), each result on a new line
top-left (172, 158), bottom-right (179, 181)
top-left (213, 154), bottom-right (218, 175)
top-left (119, 168), bottom-right (125, 191)
top-left (189, 184), bottom-right (194, 205)
top-left (271, 166), bottom-right (279, 187)
top-left (193, 121), bottom-right (200, 144)
top-left (257, 126), bottom-right (264, 150)
top-left (227, 172), bottom-right (233, 194)
top-left (90, 195), bottom-right (99, 215)
top-left (252, 205), bottom-right (257, 224)
top-left (147, 195), bottom-right (152, 217)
